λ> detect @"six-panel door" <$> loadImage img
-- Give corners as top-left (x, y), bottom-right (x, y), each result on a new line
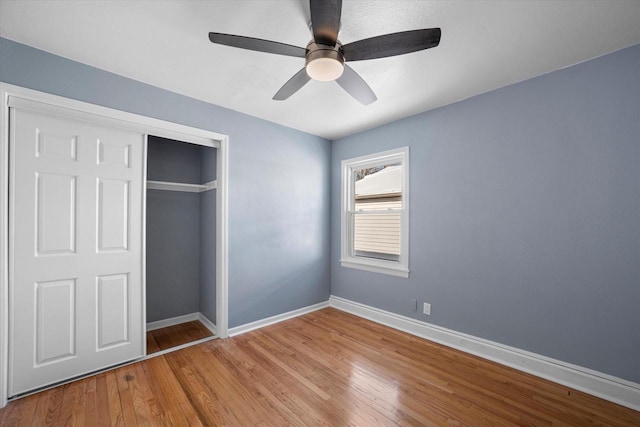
top-left (8, 107), bottom-right (144, 396)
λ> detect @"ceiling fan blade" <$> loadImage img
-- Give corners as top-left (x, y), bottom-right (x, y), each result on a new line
top-left (342, 28), bottom-right (441, 61)
top-left (336, 65), bottom-right (377, 105)
top-left (209, 32), bottom-right (306, 58)
top-left (310, 0), bottom-right (342, 46)
top-left (273, 68), bottom-right (311, 100)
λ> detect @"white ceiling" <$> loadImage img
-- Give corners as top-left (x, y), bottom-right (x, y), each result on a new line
top-left (2, 1), bottom-right (640, 140)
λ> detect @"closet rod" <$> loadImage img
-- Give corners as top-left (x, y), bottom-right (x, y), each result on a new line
top-left (147, 180), bottom-right (216, 193)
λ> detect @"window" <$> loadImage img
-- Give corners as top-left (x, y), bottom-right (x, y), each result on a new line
top-left (341, 147), bottom-right (409, 277)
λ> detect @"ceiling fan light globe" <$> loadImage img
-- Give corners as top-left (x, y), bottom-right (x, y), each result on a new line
top-left (306, 57), bottom-right (344, 81)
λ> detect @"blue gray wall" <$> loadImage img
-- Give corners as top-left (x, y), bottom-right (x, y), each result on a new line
top-left (331, 44), bottom-right (640, 383)
top-left (0, 37), bottom-right (332, 328)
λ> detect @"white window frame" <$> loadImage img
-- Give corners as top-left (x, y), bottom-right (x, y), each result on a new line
top-left (340, 146), bottom-right (409, 278)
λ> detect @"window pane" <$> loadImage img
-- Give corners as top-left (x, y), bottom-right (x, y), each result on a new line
top-left (353, 163), bottom-right (402, 207)
top-left (352, 163), bottom-right (402, 262)
top-left (353, 211), bottom-right (401, 261)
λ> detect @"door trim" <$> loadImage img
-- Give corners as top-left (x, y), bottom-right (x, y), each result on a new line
top-left (0, 83), bottom-right (230, 407)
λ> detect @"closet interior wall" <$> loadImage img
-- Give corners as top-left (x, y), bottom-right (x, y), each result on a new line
top-left (146, 136), bottom-right (216, 326)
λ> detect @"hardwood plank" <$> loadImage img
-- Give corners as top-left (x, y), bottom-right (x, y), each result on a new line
top-left (82, 377), bottom-right (97, 427)
top-left (114, 365), bottom-right (143, 427)
top-left (93, 374), bottom-right (112, 427)
top-left (146, 332), bottom-right (161, 355)
top-left (1, 307), bottom-right (638, 426)
top-left (105, 370), bottom-right (125, 427)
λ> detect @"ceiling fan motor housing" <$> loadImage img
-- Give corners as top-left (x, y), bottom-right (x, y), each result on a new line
top-left (305, 41), bottom-right (345, 81)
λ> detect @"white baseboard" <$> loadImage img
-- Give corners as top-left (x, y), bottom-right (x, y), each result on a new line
top-left (329, 295), bottom-right (640, 412)
top-left (147, 312), bottom-right (217, 335)
top-left (146, 312), bottom-right (200, 331)
top-left (228, 301), bottom-right (329, 337)
top-left (198, 313), bottom-right (217, 335)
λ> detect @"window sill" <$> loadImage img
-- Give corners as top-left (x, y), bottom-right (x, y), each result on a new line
top-left (340, 259), bottom-right (409, 278)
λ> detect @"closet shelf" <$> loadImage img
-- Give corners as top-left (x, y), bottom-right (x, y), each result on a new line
top-left (147, 180), bottom-right (216, 193)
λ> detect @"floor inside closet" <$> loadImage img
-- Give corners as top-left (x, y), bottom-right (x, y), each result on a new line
top-left (146, 321), bottom-right (214, 355)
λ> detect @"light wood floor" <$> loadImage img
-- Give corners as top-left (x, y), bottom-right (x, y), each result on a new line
top-left (147, 320), bottom-right (214, 354)
top-left (1, 308), bottom-right (638, 426)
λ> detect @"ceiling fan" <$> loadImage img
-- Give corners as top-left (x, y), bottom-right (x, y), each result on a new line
top-left (208, 0), bottom-right (441, 105)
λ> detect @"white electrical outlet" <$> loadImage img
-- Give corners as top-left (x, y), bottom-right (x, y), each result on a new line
top-left (423, 302), bottom-right (431, 315)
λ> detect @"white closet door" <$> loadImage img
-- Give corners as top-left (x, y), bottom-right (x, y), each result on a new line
top-left (8, 107), bottom-right (144, 396)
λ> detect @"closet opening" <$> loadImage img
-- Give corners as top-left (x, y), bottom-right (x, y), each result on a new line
top-left (145, 135), bottom-right (218, 354)
top-left (0, 84), bottom-right (229, 406)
